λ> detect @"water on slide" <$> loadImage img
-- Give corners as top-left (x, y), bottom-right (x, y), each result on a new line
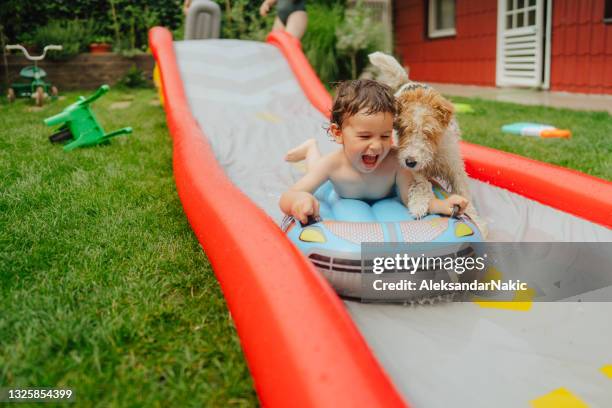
top-left (174, 39), bottom-right (612, 407)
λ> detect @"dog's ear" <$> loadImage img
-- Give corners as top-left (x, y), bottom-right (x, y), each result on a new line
top-left (395, 99), bottom-right (402, 115)
top-left (393, 99), bottom-right (403, 129)
top-left (434, 97), bottom-right (455, 127)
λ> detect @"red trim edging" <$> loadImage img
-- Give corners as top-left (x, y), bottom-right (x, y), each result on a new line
top-left (266, 32), bottom-right (332, 118)
top-left (460, 142), bottom-right (612, 227)
top-left (148, 27), bottom-right (407, 408)
top-left (266, 31), bottom-right (612, 229)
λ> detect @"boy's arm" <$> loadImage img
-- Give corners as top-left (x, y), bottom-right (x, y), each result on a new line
top-left (280, 156), bottom-right (334, 223)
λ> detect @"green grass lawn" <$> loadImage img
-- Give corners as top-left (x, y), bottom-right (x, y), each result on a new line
top-left (450, 96), bottom-right (611, 181)
top-left (1, 87), bottom-right (609, 406)
top-left (0, 89), bottom-right (257, 407)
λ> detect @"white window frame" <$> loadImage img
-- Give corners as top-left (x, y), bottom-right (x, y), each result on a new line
top-left (428, 0), bottom-right (456, 38)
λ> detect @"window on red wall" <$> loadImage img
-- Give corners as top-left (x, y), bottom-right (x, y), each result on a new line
top-left (605, 0), bottom-right (612, 23)
top-left (428, 0), bottom-right (456, 38)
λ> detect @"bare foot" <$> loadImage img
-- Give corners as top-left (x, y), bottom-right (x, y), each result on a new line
top-left (285, 138), bottom-right (317, 162)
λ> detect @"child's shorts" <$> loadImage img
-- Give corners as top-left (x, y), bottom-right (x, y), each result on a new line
top-left (277, 0), bottom-right (306, 25)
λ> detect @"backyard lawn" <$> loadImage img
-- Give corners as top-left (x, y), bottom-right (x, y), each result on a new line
top-left (0, 89), bottom-right (257, 406)
top-left (1, 87), bottom-right (609, 406)
top-left (451, 96), bottom-right (611, 181)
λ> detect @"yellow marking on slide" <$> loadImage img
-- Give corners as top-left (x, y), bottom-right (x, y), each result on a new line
top-left (472, 266), bottom-right (535, 311)
top-left (530, 387), bottom-right (589, 408)
top-left (256, 112), bottom-right (281, 123)
top-left (482, 265), bottom-right (503, 281)
top-left (601, 365), bottom-right (612, 379)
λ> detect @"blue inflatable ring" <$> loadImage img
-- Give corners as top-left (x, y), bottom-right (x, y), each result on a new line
top-left (283, 181), bottom-right (484, 300)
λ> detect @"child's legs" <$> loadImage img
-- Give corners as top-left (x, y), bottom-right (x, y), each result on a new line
top-left (285, 138), bottom-right (321, 171)
top-left (272, 16), bottom-right (285, 32)
top-left (285, 11), bottom-right (307, 40)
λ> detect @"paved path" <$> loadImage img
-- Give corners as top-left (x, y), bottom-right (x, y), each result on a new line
top-left (428, 82), bottom-right (612, 114)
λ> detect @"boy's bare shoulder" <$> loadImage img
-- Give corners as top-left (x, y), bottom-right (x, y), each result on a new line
top-left (317, 149), bottom-right (344, 171)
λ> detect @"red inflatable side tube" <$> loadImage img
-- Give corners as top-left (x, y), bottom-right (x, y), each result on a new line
top-left (266, 31), bottom-right (612, 229)
top-left (460, 143), bottom-right (612, 228)
top-left (149, 27), bottom-right (407, 408)
top-left (267, 33), bottom-right (332, 118)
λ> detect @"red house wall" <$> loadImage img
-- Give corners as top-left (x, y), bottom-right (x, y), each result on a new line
top-left (394, 0), bottom-right (498, 86)
top-left (550, 0), bottom-right (612, 94)
top-left (394, 0), bottom-right (612, 94)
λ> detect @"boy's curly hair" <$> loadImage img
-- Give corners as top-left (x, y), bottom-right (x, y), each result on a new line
top-left (330, 79), bottom-right (396, 129)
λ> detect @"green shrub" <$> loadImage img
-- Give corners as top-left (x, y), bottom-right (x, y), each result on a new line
top-left (302, 3), bottom-right (345, 87)
top-left (108, 1), bottom-right (169, 53)
top-left (91, 35), bottom-right (113, 44)
top-left (215, 0), bottom-right (273, 41)
top-left (28, 20), bottom-right (95, 60)
top-left (336, 0), bottom-right (387, 79)
top-left (118, 65), bottom-right (150, 88)
top-left (302, 1), bottom-right (385, 84)
top-left (1, 0), bottom-right (183, 51)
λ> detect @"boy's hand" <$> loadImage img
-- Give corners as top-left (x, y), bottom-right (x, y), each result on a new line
top-left (445, 194), bottom-right (469, 216)
top-left (291, 193), bottom-right (320, 224)
top-left (429, 194), bottom-right (469, 216)
top-left (260, 1), bottom-right (271, 16)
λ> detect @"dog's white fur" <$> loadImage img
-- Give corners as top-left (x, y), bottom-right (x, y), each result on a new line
top-left (368, 52), bottom-right (487, 237)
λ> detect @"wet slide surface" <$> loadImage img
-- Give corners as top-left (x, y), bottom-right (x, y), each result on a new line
top-left (174, 39), bottom-right (612, 407)
top-left (175, 39), bottom-right (334, 222)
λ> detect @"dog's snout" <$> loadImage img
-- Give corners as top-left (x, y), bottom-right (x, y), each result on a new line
top-left (405, 158), bottom-right (418, 168)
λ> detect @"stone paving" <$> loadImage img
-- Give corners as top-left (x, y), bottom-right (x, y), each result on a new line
top-left (428, 82), bottom-right (612, 114)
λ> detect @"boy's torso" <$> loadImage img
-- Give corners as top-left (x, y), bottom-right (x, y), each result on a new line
top-left (328, 150), bottom-right (398, 200)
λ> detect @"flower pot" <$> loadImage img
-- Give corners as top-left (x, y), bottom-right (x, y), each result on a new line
top-left (89, 43), bottom-right (112, 54)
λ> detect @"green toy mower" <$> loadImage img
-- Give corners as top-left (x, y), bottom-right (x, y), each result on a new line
top-left (6, 44), bottom-right (62, 106)
top-left (44, 85), bottom-right (132, 152)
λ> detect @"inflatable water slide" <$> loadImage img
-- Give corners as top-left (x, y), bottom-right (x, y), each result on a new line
top-left (149, 26), bottom-right (612, 407)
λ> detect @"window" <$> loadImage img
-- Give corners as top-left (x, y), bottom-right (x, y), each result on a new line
top-left (428, 0), bottom-right (456, 38)
top-left (605, 0), bottom-right (612, 23)
top-left (505, 0), bottom-right (538, 30)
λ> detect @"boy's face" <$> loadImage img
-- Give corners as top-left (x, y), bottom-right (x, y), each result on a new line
top-left (331, 110), bottom-right (394, 173)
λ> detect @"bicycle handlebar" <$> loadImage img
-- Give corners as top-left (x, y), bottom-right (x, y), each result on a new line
top-left (5, 44), bottom-right (63, 61)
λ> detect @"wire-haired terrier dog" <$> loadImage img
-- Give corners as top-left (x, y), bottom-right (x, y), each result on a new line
top-left (368, 52), bottom-right (487, 237)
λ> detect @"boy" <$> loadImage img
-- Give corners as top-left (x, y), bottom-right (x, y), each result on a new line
top-left (280, 79), bottom-right (467, 224)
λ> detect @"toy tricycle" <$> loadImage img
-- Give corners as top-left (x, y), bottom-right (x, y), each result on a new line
top-left (5, 44), bottom-right (62, 106)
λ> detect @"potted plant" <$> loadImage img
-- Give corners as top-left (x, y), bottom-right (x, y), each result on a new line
top-left (89, 35), bottom-right (112, 54)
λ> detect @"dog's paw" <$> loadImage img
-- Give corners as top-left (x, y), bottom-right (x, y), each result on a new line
top-left (408, 199), bottom-right (429, 219)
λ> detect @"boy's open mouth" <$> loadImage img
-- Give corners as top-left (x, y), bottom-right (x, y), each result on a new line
top-left (362, 154), bottom-right (379, 168)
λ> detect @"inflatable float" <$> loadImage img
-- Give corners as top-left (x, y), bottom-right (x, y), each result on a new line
top-left (283, 181), bottom-right (484, 300)
top-left (149, 26), bottom-right (612, 408)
